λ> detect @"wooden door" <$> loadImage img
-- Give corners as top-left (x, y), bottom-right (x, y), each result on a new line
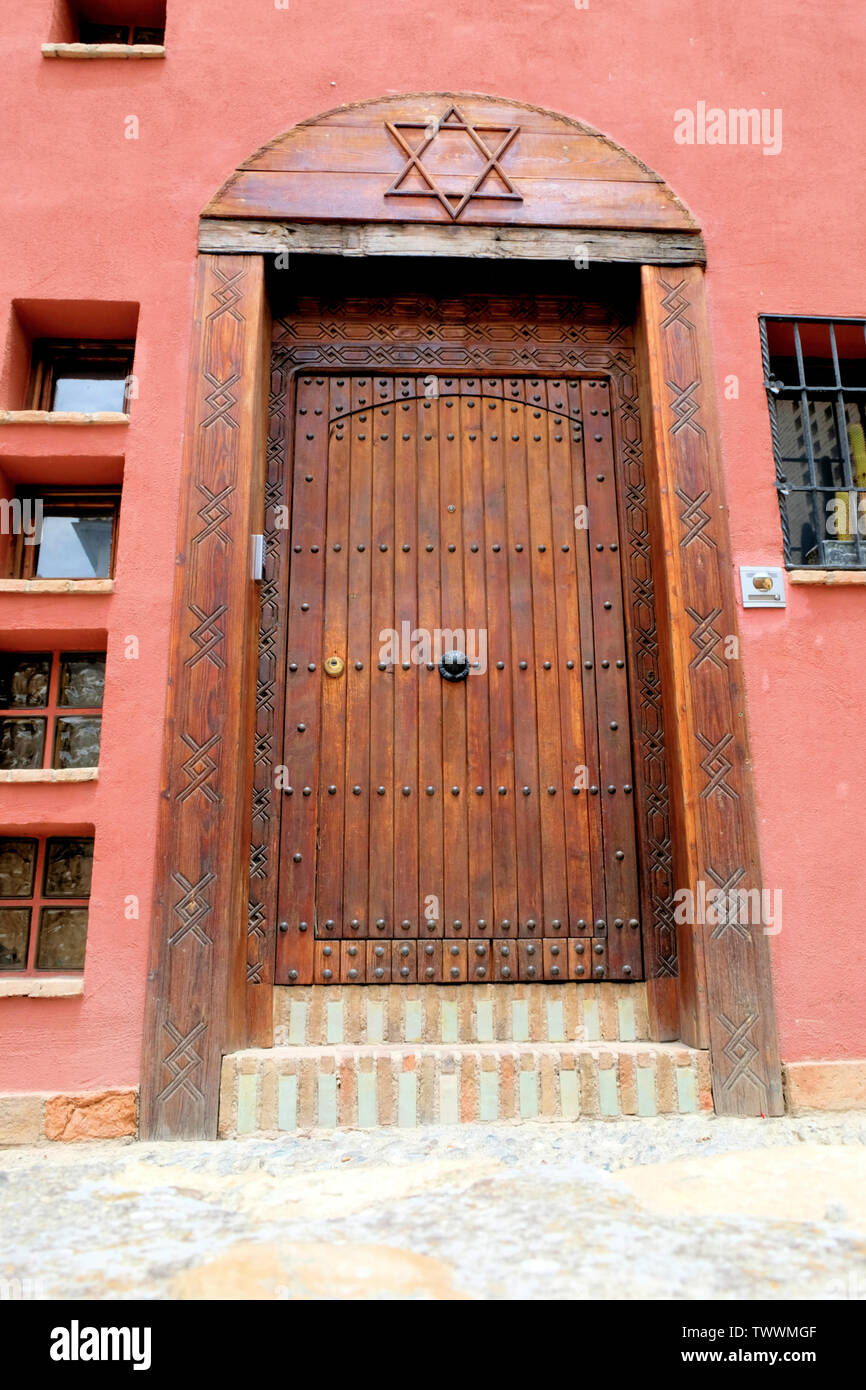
top-left (275, 372), bottom-right (642, 983)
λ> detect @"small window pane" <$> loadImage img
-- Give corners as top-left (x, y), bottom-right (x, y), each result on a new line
top-left (59, 654), bottom-right (105, 708)
top-left (44, 838), bottom-right (94, 898)
top-left (775, 399), bottom-right (811, 489)
top-left (0, 839), bottom-right (37, 897)
top-left (79, 23), bottom-right (130, 44)
top-left (54, 716), bottom-right (102, 769)
top-left (133, 27), bottom-right (164, 44)
top-left (0, 654), bottom-right (50, 708)
top-left (806, 400), bottom-right (846, 488)
top-left (0, 717), bottom-right (46, 769)
top-left (35, 513), bottom-right (114, 579)
top-left (835, 323), bottom-right (866, 389)
top-left (36, 908), bottom-right (88, 971)
top-left (0, 908), bottom-right (31, 970)
top-left (51, 373), bottom-right (127, 414)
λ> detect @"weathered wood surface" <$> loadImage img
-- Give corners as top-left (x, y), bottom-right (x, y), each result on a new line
top-left (199, 219), bottom-right (706, 265)
top-left (140, 255), bottom-right (269, 1140)
top-left (274, 369), bottom-right (642, 983)
top-left (637, 264), bottom-right (784, 1115)
top-left (204, 95), bottom-right (701, 235)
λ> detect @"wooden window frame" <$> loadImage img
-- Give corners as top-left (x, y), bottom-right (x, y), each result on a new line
top-left (0, 836), bottom-right (93, 974)
top-left (0, 649), bottom-right (105, 772)
top-left (27, 339), bottom-right (135, 414)
top-left (10, 486), bottom-right (121, 580)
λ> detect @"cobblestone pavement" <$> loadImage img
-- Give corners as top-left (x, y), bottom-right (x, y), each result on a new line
top-left (2, 1113), bottom-right (866, 1300)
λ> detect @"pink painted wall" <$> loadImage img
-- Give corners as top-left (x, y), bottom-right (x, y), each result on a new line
top-left (1, 0), bottom-right (862, 1089)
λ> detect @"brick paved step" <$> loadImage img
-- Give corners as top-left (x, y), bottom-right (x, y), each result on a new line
top-left (219, 1040), bottom-right (713, 1135)
top-left (273, 981), bottom-right (651, 1048)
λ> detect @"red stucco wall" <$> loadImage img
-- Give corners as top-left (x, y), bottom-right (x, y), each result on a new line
top-left (1, 0), bottom-right (863, 1090)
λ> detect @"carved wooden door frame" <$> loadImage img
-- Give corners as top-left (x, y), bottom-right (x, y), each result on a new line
top-left (140, 96), bottom-right (783, 1139)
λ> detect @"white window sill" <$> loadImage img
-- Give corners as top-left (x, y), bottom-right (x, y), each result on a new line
top-left (0, 579), bottom-right (114, 594)
top-left (0, 411), bottom-right (129, 425)
top-left (0, 976), bottom-right (83, 997)
top-left (788, 569), bottom-right (866, 586)
top-left (42, 43), bottom-right (165, 60)
top-left (0, 768), bottom-right (98, 784)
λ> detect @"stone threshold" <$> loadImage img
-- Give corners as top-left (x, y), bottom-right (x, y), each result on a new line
top-left (221, 1040), bottom-right (713, 1133)
top-left (788, 569), bottom-right (866, 585)
top-left (0, 579), bottom-right (114, 594)
top-left (0, 767), bottom-right (97, 783)
top-left (0, 410), bottom-right (129, 425)
top-left (0, 976), bottom-right (83, 997)
top-left (41, 44), bottom-right (165, 60)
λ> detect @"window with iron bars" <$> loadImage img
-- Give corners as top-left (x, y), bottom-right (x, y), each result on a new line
top-left (761, 315), bottom-right (866, 568)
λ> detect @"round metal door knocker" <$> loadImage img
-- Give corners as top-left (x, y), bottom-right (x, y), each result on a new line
top-left (324, 655), bottom-right (345, 678)
top-left (438, 650), bottom-right (470, 682)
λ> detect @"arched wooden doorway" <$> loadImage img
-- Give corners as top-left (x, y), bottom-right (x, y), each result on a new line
top-left (141, 95), bottom-right (783, 1138)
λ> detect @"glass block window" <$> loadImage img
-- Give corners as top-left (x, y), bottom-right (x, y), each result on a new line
top-left (761, 316), bottom-right (866, 567)
top-left (0, 836), bottom-right (93, 972)
top-left (0, 652), bottom-right (105, 771)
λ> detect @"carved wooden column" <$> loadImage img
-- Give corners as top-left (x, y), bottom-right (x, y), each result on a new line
top-left (140, 254), bottom-right (268, 1140)
top-left (637, 264), bottom-right (783, 1116)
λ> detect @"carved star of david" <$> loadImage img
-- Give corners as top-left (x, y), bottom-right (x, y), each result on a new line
top-left (384, 104), bottom-right (523, 221)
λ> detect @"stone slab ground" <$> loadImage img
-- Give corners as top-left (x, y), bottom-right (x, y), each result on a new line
top-left (1, 1113), bottom-right (865, 1300)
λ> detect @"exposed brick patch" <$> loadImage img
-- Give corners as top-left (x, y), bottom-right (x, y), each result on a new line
top-left (785, 1060), bottom-right (866, 1113)
top-left (43, 1089), bottom-right (137, 1142)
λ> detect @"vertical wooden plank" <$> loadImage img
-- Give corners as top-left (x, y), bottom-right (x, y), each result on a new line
top-left (417, 385), bottom-right (444, 942)
top-left (315, 376), bottom-right (351, 951)
top-left (525, 377), bottom-right (569, 935)
top-left (393, 378), bottom-right (420, 940)
top-left (637, 265), bottom-right (783, 1115)
top-left (343, 377), bottom-right (374, 940)
top-left (275, 375), bottom-right (330, 982)
top-left (481, 379), bottom-right (519, 940)
top-left (545, 378), bottom-right (594, 935)
top-left (580, 378), bottom-right (642, 980)
top-left (368, 376), bottom-right (396, 941)
top-left (609, 360), bottom-right (678, 1035)
top-left (461, 378), bottom-right (494, 939)
top-left (504, 379), bottom-right (543, 938)
top-left (246, 306), bottom-right (283, 1043)
top-left (439, 380), bottom-right (469, 940)
top-left (567, 380), bottom-right (607, 945)
top-left (141, 254), bottom-right (268, 1140)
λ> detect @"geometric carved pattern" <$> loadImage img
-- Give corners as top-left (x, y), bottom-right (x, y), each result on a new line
top-left (675, 486), bottom-right (715, 550)
top-left (696, 730), bottom-right (737, 803)
top-left (187, 602), bottom-right (227, 669)
top-left (169, 871), bottom-right (216, 947)
top-left (201, 370), bottom-right (240, 430)
top-left (658, 276), bottom-right (695, 332)
top-left (192, 482), bottom-right (234, 548)
top-left (666, 377), bottom-right (705, 436)
top-left (207, 265), bottom-right (246, 322)
top-left (705, 865), bottom-right (750, 941)
top-left (384, 105), bottom-right (522, 222)
top-left (686, 605), bottom-right (725, 670)
top-left (156, 1019), bottom-right (207, 1105)
top-left (717, 1010), bottom-right (766, 1099)
top-left (177, 731), bottom-right (221, 804)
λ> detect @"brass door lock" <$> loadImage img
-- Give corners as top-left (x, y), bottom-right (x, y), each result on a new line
top-left (324, 655), bottom-right (345, 678)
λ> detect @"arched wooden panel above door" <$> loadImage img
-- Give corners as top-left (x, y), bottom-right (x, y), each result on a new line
top-left (204, 92), bottom-right (702, 244)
